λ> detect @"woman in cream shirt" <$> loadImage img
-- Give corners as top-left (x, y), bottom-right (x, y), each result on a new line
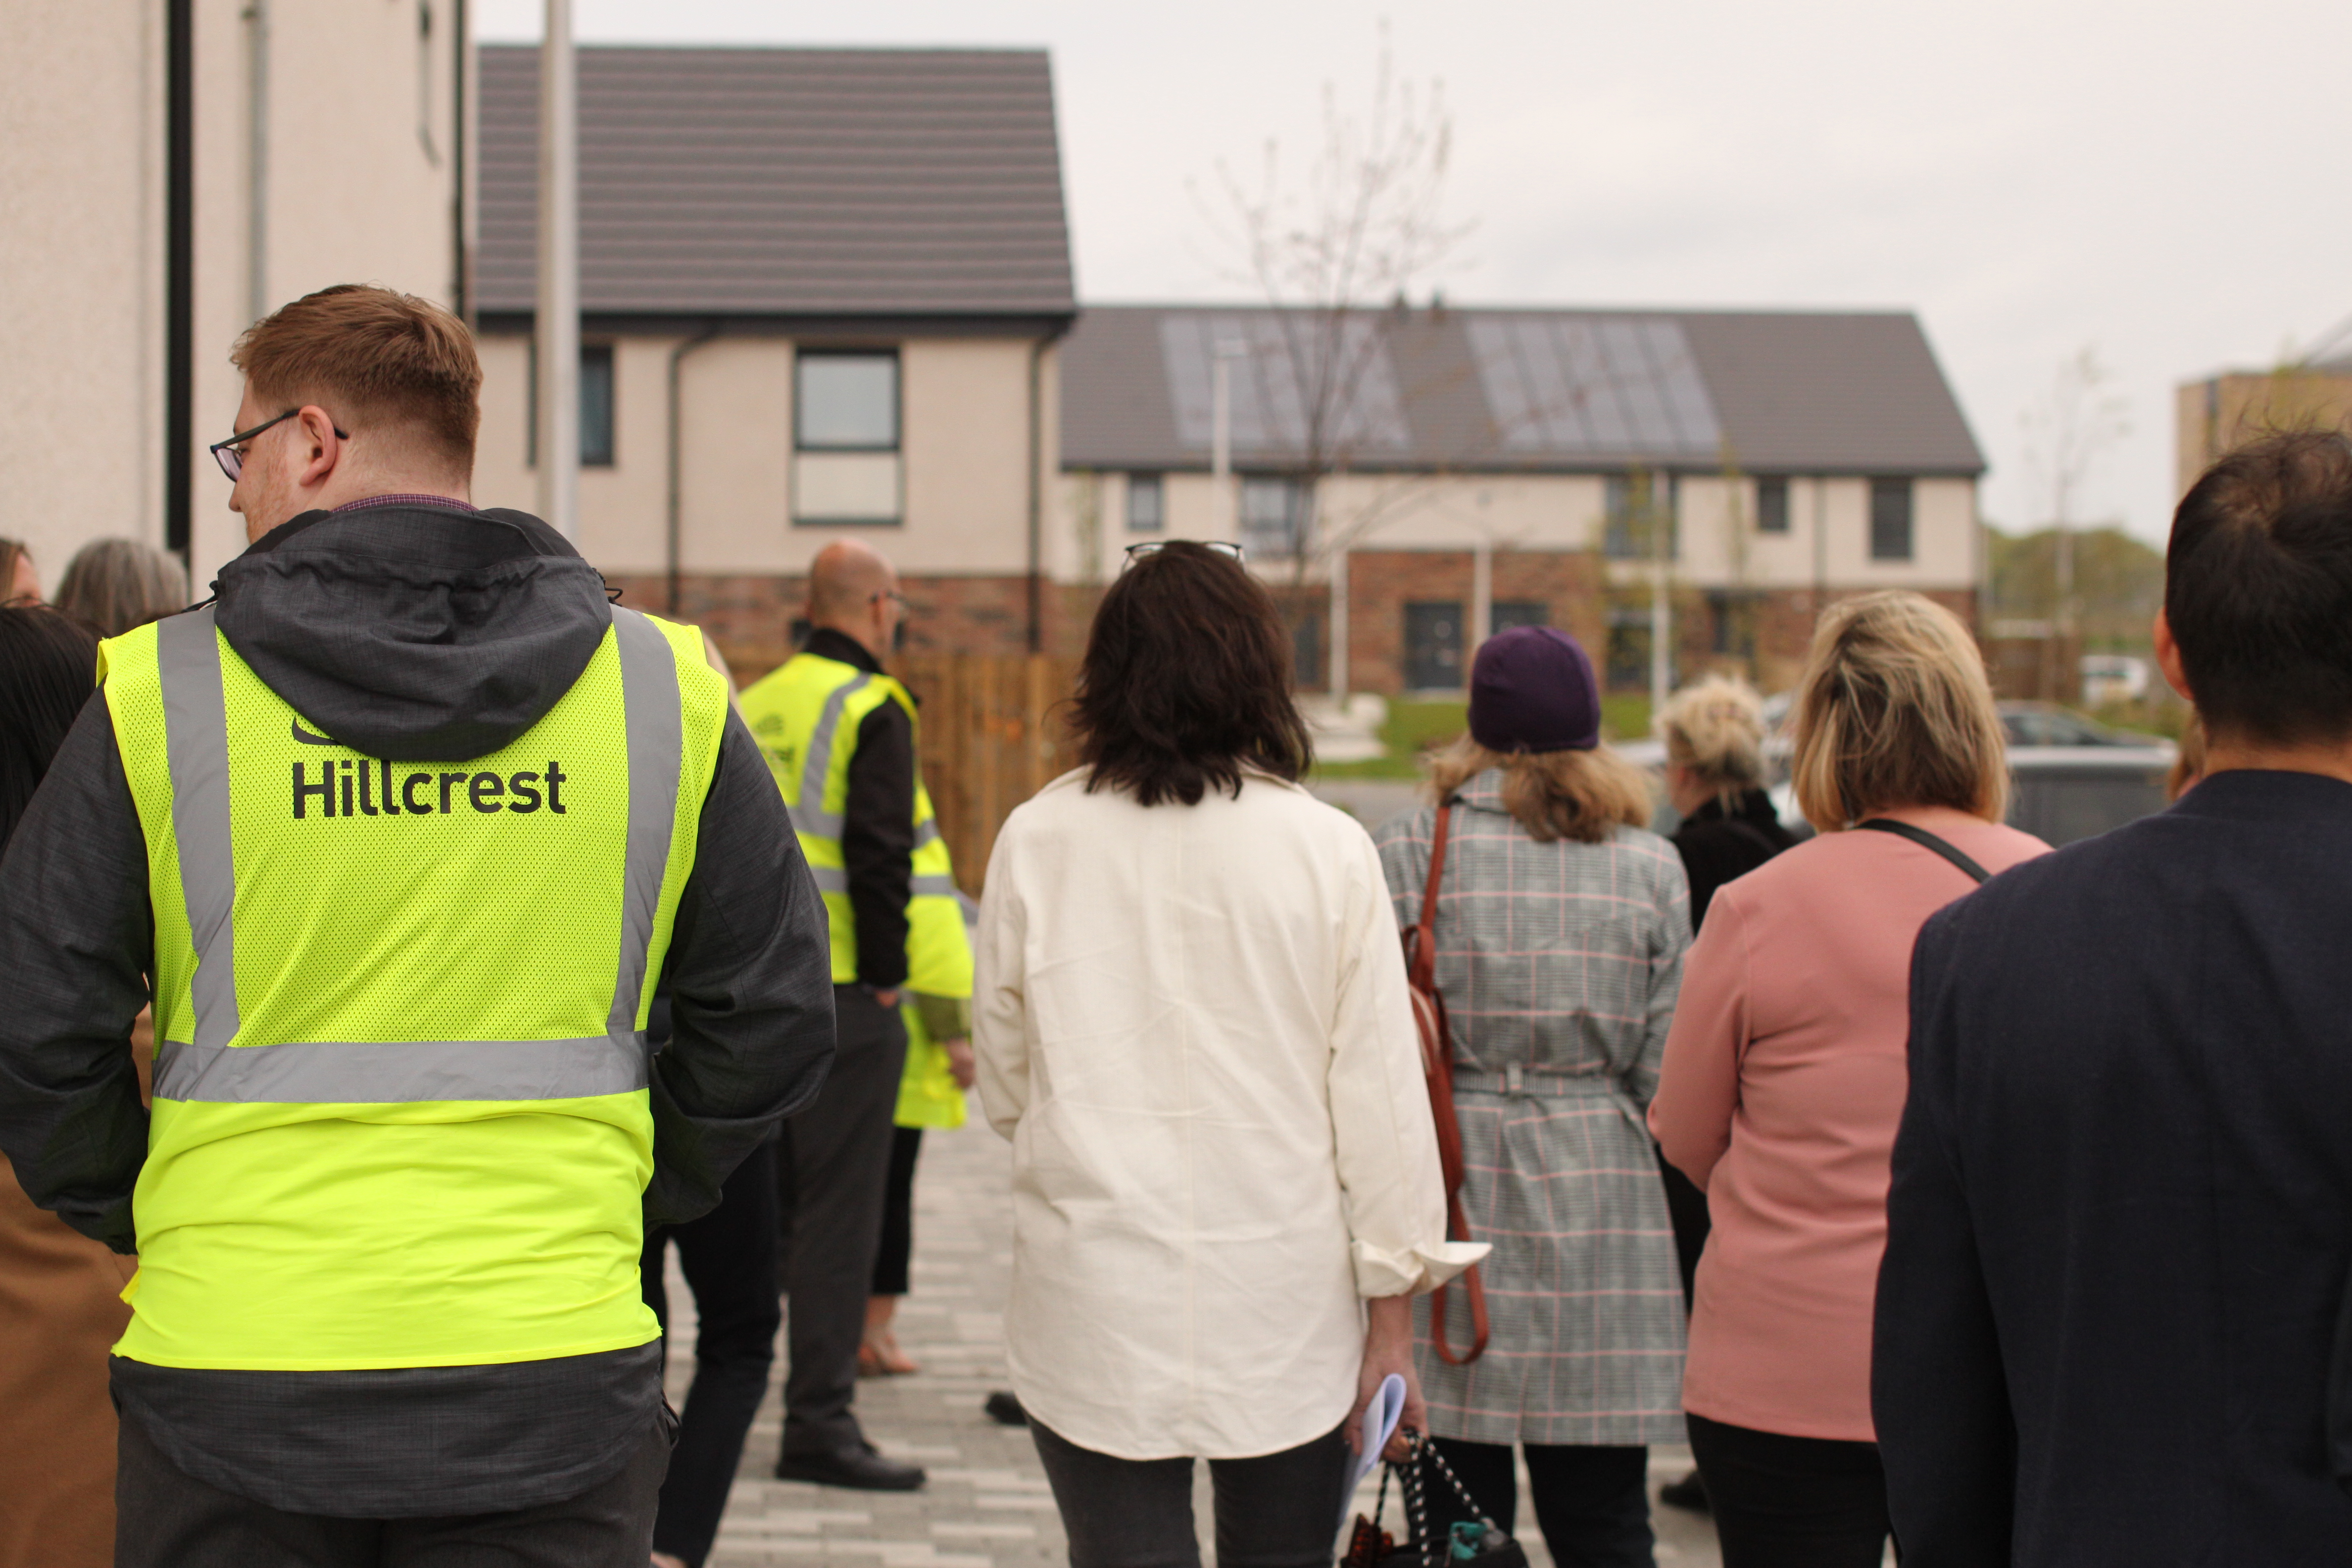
top-left (975, 541), bottom-right (1483, 1567)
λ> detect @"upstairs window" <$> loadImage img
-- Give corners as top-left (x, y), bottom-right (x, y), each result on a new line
top-left (1240, 476), bottom-right (1309, 557)
top-left (1126, 473), bottom-right (1165, 532)
top-left (579, 344), bottom-right (614, 467)
top-left (797, 352), bottom-right (900, 450)
top-left (1755, 476), bottom-right (1789, 534)
top-left (526, 343), bottom-right (616, 468)
top-left (1605, 472), bottom-right (1677, 560)
top-left (1870, 477), bottom-right (1915, 561)
top-left (794, 351), bottom-right (901, 526)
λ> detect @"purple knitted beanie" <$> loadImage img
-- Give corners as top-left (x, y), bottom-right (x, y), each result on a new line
top-left (1467, 625), bottom-right (1602, 753)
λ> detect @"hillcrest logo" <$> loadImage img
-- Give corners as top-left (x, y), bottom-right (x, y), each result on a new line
top-left (292, 755), bottom-right (569, 819)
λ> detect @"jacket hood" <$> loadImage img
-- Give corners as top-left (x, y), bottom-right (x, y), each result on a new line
top-left (213, 503), bottom-right (612, 763)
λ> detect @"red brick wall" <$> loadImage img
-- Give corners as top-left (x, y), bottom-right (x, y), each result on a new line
top-left (609, 566), bottom-right (1978, 697)
top-left (1341, 556), bottom-right (1978, 695)
top-left (1345, 550), bottom-right (1609, 694)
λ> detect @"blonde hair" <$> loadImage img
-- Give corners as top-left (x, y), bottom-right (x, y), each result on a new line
top-left (1426, 737), bottom-right (1653, 844)
top-left (55, 539), bottom-right (188, 638)
top-left (1789, 591), bottom-right (2008, 831)
top-left (1656, 674), bottom-right (1767, 798)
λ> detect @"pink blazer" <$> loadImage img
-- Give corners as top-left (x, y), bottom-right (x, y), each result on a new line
top-left (1649, 807), bottom-right (2048, 1441)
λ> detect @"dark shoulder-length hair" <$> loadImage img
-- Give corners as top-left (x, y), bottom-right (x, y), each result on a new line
top-left (0, 606), bottom-right (101, 851)
top-left (1072, 542), bottom-right (1313, 807)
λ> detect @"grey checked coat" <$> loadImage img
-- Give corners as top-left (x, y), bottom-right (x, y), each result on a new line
top-left (1374, 771), bottom-right (1692, 1447)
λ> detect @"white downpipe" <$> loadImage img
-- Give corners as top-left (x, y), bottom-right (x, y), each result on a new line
top-left (1649, 477), bottom-right (1672, 717)
top-left (535, 0), bottom-right (580, 539)
top-left (1210, 339), bottom-right (1244, 544)
top-left (1470, 535), bottom-right (1492, 665)
top-left (1329, 541), bottom-right (1349, 700)
top-left (246, 0), bottom-right (269, 323)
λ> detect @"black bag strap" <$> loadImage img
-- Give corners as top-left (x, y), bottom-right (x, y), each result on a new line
top-left (1856, 818), bottom-right (1990, 884)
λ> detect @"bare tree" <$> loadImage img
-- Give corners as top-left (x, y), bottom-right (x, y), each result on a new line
top-left (2020, 346), bottom-right (2130, 642)
top-left (1191, 23), bottom-right (1472, 575)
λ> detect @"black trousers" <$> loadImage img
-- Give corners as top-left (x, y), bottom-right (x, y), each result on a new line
top-left (1423, 1437), bottom-right (1654, 1568)
top-left (643, 1137), bottom-right (782, 1568)
top-left (774, 984), bottom-right (907, 1459)
top-left (1684, 1413), bottom-right (1890, 1568)
top-left (872, 1125), bottom-right (923, 1296)
top-left (1029, 1419), bottom-right (1352, 1568)
top-left (1658, 1155), bottom-right (1711, 1310)
top-left (115, 1403), bottom-right (670, 1568)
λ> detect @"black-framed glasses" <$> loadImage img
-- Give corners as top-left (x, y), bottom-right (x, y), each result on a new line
top-left (210, 409), bottom-right (350, 481)
top-left (1124, 540), bottom-right (1245, 567)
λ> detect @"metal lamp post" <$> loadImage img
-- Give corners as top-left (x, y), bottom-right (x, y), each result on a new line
top-left (535, 0), bottom-right (579, 539)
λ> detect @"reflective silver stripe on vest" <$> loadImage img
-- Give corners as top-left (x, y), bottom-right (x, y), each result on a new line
top-left (807, 865), bottom-right (959, 899)
top-left (912, 817), bottom-right (941, 849)
top-left (158, 608), bottom-right (242, 1052)
top-left (789, 671), bottom-right (871, 838)
top-left (153, 1032), bottom-right (650, 1104)
top-left (607, 606), bottom-right (681, 1038)
top-left (150, 604), bottom-right (682, 1104)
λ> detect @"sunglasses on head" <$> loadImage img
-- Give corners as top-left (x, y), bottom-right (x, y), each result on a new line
top-left (1124, 540), bottom-right (1246, 567)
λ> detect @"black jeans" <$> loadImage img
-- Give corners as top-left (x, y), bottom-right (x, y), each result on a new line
top-left (1684, 1412), bottom-right (1890, 1568)
top-left (1423, 1437), bottom-right (1654, 1568)
top-left (1029, 1419), bottom-right (1352, 1568)
top-left (872, 1125), bottom-right (923, 1296)
top-left (115, 1403), bottom-right (671, 1568)
top-left (774, 984), bottom-right (907, 1459)
top-left (643, 1136), bottom-right (782, 1568)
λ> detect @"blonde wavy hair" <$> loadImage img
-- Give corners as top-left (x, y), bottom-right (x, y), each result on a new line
top-left (1426, 736), bottom-right (1654, 845)
top-left (1789, 591), bottom-right (2008, 831)
top-left (1656, 674), bottom-right (1768, 802)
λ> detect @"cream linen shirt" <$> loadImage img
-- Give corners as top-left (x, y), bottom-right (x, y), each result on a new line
top-left (976, 769), bottom-right (1483, 1461)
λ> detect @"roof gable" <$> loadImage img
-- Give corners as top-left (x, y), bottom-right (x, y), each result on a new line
top-left (477, 45), bottom-right (1076, 320)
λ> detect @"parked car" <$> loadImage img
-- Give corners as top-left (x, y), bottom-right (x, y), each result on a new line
top-left (1626, 704), bottom-right (2175, 849)
top-left (1997, 700), bottom-right (2165, 749)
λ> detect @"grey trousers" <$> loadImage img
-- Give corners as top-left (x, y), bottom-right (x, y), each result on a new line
top-left (115, 1406), bottom-right (670, 1568)
top-left (775, 984), bottom-right (907, 1459)
top-left (1029, 1419), bottom-right (1354, 1568)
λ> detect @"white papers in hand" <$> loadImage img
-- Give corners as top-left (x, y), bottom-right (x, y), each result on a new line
top-left (1340, 1373), bottom-right (1409, 1530)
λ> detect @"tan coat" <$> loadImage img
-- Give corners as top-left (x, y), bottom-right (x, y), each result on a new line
top-left (0, 1153), bottom-right (133, 1568)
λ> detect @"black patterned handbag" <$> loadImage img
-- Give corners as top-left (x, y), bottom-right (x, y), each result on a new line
top-left (1340, 1434), bottom-right (1530, 1568)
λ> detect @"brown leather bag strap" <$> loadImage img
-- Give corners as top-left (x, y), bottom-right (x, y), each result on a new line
top-left (1429, 1195), bottom-right (1492, 1365)
top-left (1406, 798), bottom-right (1488, 1365)
top-left (1409, 801), bottom-right (1453, 994)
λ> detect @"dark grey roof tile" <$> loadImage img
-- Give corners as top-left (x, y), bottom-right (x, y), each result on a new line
top-left (477, 44), bottom-right (1076, 319)
top-left (1060, 304), bottom-right (1984, 477)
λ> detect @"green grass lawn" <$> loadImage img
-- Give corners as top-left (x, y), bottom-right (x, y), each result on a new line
top-left (1310, 693), bottom-right (1658, 781)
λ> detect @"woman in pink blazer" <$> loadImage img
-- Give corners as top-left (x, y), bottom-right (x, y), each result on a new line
top-left (1649, 591), bottom-right (2048, 1568)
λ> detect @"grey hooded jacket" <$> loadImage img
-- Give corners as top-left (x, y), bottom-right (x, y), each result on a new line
top-left (0, 499), bottom-right (836, 1516)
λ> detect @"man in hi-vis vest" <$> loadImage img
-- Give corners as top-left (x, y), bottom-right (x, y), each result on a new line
top-left (737, 541), bottom-right (958, 1493)
top-left (0, 286), bottom-right (836, 1568)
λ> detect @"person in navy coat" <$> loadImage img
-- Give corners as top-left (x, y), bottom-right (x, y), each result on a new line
top-left (1875, 431), bottom-right (2352, 1565)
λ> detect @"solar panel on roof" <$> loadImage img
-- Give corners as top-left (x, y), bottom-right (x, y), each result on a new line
top-left (1467, 316), bottom-right (1721, 459)
top-left (1159, 313), bottom-right (1411, 457)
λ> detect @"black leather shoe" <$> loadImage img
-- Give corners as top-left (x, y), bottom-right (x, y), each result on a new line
top-left (1658, 1468), bottom-right (1709, 1514)
top-left (775, 1447), bottom-right (926, 1491)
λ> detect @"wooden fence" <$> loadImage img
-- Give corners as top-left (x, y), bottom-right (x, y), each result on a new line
top-left (897, 654), bottom-right (1077, 897)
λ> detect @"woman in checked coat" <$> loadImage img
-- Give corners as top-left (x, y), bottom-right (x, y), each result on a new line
top-left (1374, 626), bottom-right (1691, 1568)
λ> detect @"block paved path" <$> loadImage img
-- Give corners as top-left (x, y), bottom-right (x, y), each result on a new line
top-left (667, 1116), bottom-right (1726, 1568)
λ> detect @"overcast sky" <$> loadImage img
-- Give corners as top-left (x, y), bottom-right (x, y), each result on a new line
top-left (481, 0), bottom-right (2352, 544)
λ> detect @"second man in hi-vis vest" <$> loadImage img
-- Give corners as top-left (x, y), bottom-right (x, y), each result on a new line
top-left (737, 540), bottom-right (962, 1493)
top-left (0, 286), bottom-right (838, 1568)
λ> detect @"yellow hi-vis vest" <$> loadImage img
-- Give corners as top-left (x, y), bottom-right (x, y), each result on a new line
top-left (737, 651), bottom-right (965, 988)
top-left (98, 604), bottom-right (729, 1372)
